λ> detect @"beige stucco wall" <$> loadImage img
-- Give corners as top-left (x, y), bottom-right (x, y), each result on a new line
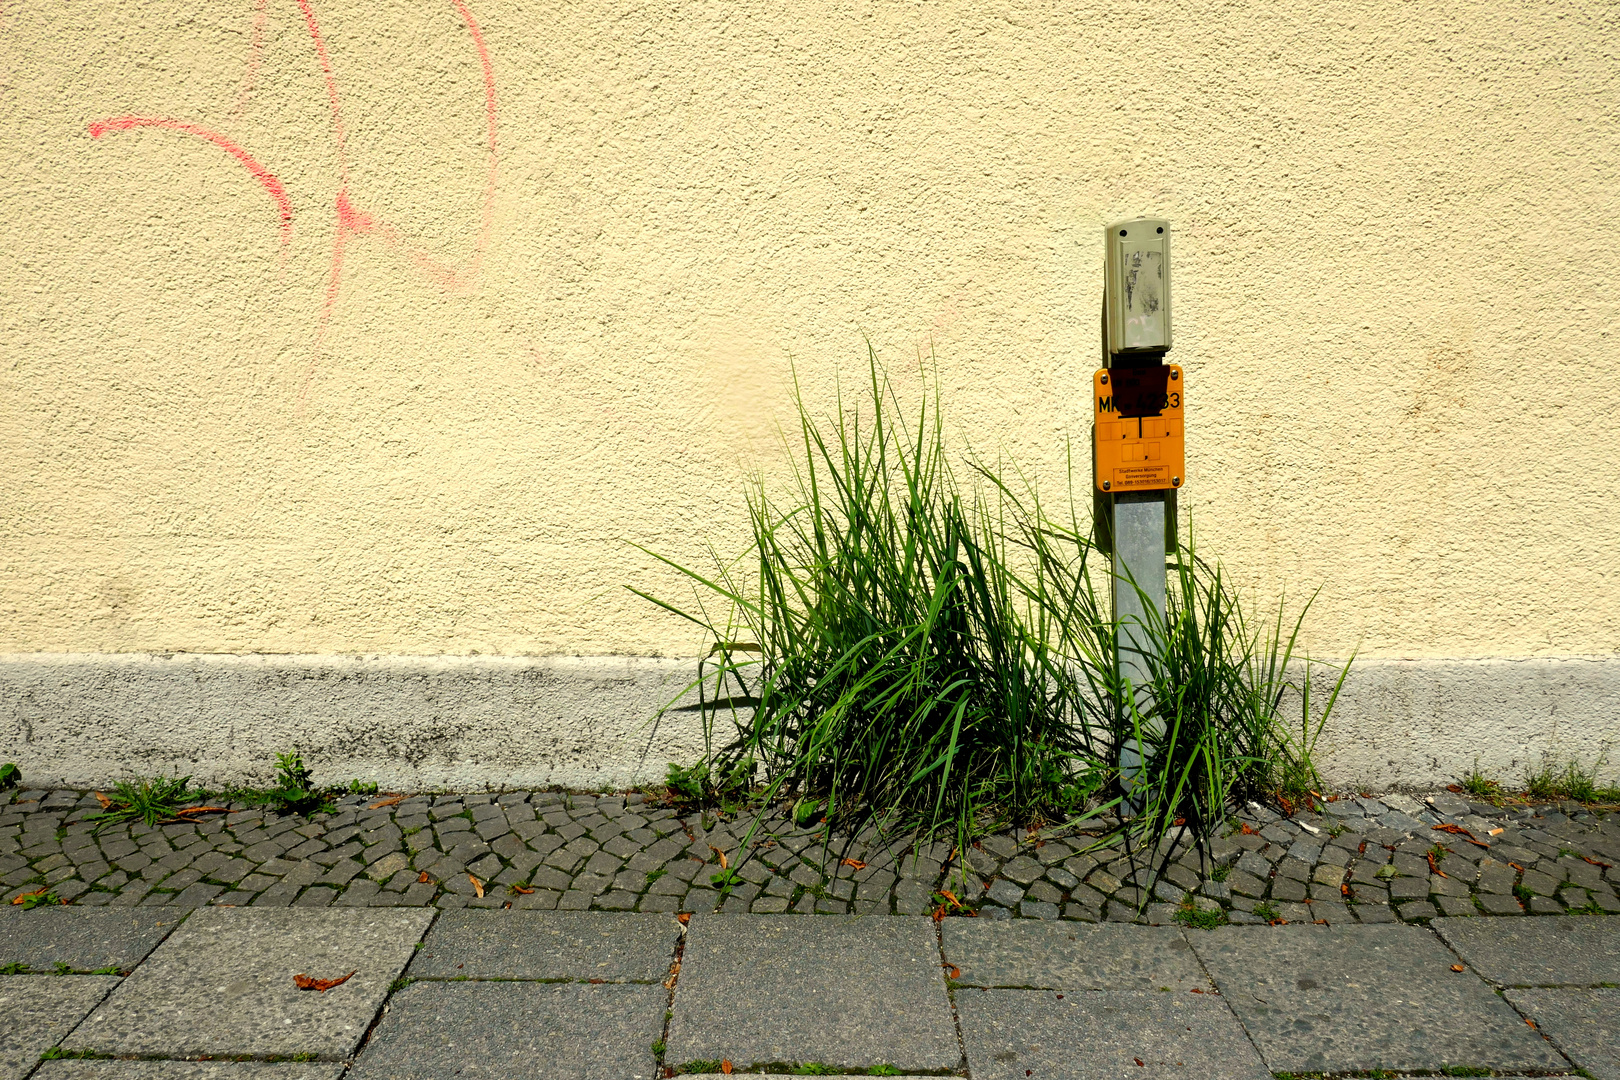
top-left (3, 0), bottom-right (1617, 667)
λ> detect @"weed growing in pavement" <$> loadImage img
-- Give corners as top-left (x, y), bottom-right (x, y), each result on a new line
top-left (87, 775), bottom-right (198, 830)
top-left (1459, 758), bottom-right (1503, 801)
top-left (1426, 843), bottom-right (1447, 864)
top-left (633, 351), bottom-right (1349, 879)
top-left (38, 1049), bottom-right (98, 1061)
top-left (1440, 1068), bottom-right (1491, 1078)
top-left (1253, 900), bottom-right (1282, 923)
top-left (1513, 883), bottom-right (1535, 904)
top-left (0, 764), bottom-right (18, 791)
top-left (651, 1040), bottom-right (666, 1057)
top-left (677, 1061), bottom-right (724, 1074)
top-left (1212, 863), bottom-right (1231, 882)
top-left (1171, 900), bottom-right (1226, 929)
top-left (1524, 750), bottom-right (1620, 804)
top-left (12, 889), bottom-right (62, 910)
top-left (0, 963), bottom-right (28, 974)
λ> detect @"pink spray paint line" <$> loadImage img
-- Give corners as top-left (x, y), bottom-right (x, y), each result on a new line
top-left (296, 0), bottom-right (499, 399)
top-left (229, 0), bottom-right (271, 117)
top-left (87, 116), bottom-right (293, 245)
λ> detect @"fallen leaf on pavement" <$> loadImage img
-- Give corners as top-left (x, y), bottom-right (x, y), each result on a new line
top-left (93, 792), bottom-right (112, 808)
top-left (1341, 884), bottom-right (1352, 898)
top-left (293, 970), bottom-right (356, 992)
top-left (510, 884), bottom-right (534, 895)
top-left (1240, 822), bottom-right (1259, 836)
top-left (1446, 784), bottom-right (1464, 793)
top-left (664, 959), bottom-right (681, 989)
top-left (840, 858), bottom-right (866, 870)
top-left (677, 912), bottom-right (690, 925)
top-left (588, 978), bottom-right (605, 984)
top-left (1451, 964), bottom-right (1465, 972)
top-left (944, 963), bottom-right (961, 979)
top-left (1432, 824), bottom-right (1489, 849)
top-left (1427, 852), bottom-right (1447, 877)
top-left (932, 907), bottom-right (945, 922)
top-left (1133, 1058), bottom-right (1145, 1067)
top-left (10, 889), bottom-right (46, 905)
top-left (368, 795), bottom-right (405, 810)
top-left (1581, 855), bottom-right (1614, 868)
top-left (1509, 862), bottom-right (1525, 872)
top-left (418, 871), bottom-right (432, 883)
top-left (709, 846), bottom-right (728, 869)
top-left (1526, 1018), bottom-right (1537, 1029)
top-left (469, 874), bottom-right (484, 898)
top-left (720, 1060), bottom-right (733, 1075)
top-left (174, 807), bottom-right (229, 817)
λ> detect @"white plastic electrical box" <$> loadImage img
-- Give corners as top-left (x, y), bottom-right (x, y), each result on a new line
top-left (1104, 217), bottom-right (1171, 356)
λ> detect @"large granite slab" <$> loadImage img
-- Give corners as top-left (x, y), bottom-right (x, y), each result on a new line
top-left (941, 920), bottom-right (1208, 991)
top-left (1435, 915), bottom-right (1620, 986)
top-left (408, 911), bottom-right (680, 981)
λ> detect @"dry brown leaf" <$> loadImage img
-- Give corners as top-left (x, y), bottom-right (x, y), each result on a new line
top-left (931, 906), bottom-right (946, 923)
top-left (1189, 987), bottom-right (1206, 994)
top-left (368, 795), bottom-right (405, 810)
top-left (708, 846), bottom-right (728, 870)
top-left (1582, 855), bottom-right (1614, 869)
top-left (293, 970), bottom-right (356, 992)
top-left (663, 959), bottom-right (681, 989)
top-left (944, 963), bottom-right (961, 979)
top-left (677, 912), bottom-right (691, 925)
top-left (1451, 964), bottom-right (1466, 972)
top-left (1239, 822), bottom-right (1260, 836)
top-left (510, 884), bottom-right (534, 895)
top-left (469, 874), bottom-right (484, 898)
top-left (1341, 884), bottom-right (1352, 897)
top-left (10, 888), bottom-right (46, 906)
top-left (1509, 862), bottom-right (1525, 872)
top-left (93, 792), bottom-right (112, 808)
top-left (1133, 1058), bottom-right (1145, 1067)
top-left (840, 858), bottom-right (866, 870)
top-left (418, 871), bottom-right (432, 883)
top-left (1446, 784), bottom-right (1464, 793)
top-left (720, 1060), bottom-right (733, 1075)
top-left (1432, 824), bottom-right (1490, 849)
top-left (1427, 852), bottom-right (1448, 878)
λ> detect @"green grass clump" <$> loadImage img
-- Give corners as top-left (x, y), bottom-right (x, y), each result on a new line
top-left (1524, 752), bottom-right (1620, 804)
top-left (1253, 900), bottom-right (1282, 923)
top-left (633, 353), bottom-right (1348, 871)
top-left (1460, 759), bottom-right (1503, 800)
top-left (1171, 900), bottom-right (1226, 929)
top-left (89, 775), bottom-right (197, 830)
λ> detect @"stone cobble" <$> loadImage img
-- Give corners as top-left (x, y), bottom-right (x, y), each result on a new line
top-left (0, 787), bottom-right (1614, 925)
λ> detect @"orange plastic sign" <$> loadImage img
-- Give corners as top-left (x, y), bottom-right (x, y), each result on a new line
top-left (1094, 365), bottom-right (1184, 493)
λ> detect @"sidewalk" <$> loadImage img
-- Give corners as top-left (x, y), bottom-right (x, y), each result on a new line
top-left (3, 787), bottom-right (1616, 926)
top-left (0, 907), bottom-right (1613, 1078)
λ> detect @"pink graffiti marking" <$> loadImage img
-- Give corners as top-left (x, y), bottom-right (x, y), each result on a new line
top-left (87, 116), bottom-right (293, 245)
top-left (86, 1), bottom-right (500, 400)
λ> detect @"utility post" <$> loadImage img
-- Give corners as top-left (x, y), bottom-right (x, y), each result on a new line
top-left (1095, 217), bottom-right (1183, 813)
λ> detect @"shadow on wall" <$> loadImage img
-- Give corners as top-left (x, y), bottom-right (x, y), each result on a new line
top-left (85, 0), bottom-right (501, 401)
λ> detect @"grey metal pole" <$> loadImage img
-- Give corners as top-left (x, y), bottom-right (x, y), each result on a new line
top-left (1112, 490), bottom-right (1167, 813)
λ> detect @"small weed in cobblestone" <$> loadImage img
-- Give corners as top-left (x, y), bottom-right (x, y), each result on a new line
top-left (1513, 883), bottom-right (1534, 904)
top-left (0, 764), bottom-right (18, 791)
top-left (1253, 901), bottom-right (1282, 924)
top-left (678, 1060), bottom-right (724, 1074)
top-left (1172, 900), bottom-right (1225, 930)
top-left (39, 1048), bottom-right (99, 1061)
top-left (1525, 751), bottom-right (1620, 804)
top-left (88, 775), bottom-right (196, 830)
top-left (1211, 863), bottom-right (1230, 882)
top-left (0, 963), bottom-right (28, 974)
top-left (652, 1040), bottom-right (667, 1057)
top-left (1440, 1068), bottom-right (1491, 1077)
top-left (13, 889), bottom-right (62, 910)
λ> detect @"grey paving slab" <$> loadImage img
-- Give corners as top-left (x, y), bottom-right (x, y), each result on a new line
top-left (66, 907), bottom-right (432, 1059)
top-left (1435, 915), bottom-right (1620, 986)
top-left (1506, 988), bottom-right (1620, 1080)
top-left (956, 988), bottom-right (1269, 1080)
top-left (941, 919), bottom-right (1209, 991)
top-left (1189, 924), bottom-right (1566, 1074)
top-left (407, 910), bottom-right (679, 981)
top-left (0, 908), bottom-right (179, 972)
top-left (666, 914), bottom-right (957, 1072)
top-left (0, 975), bottom-right (119, 1080)
top-left (348, 980), bottom-right (665, 1080)
top-left (37, 1063), bottom-right (344, 1080)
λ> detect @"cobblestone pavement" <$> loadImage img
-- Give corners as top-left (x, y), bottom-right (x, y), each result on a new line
top-left (1, 786), bottom-right (1615, 926)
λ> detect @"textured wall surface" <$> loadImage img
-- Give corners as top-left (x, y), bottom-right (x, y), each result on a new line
top-left (2, 5), bottom-right (1617, 678)
top-left (1, 654), bottom-right (1615, 790)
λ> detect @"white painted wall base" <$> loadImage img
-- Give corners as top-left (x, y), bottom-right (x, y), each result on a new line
top-left (0, 653), bottom-right (1614, 791)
